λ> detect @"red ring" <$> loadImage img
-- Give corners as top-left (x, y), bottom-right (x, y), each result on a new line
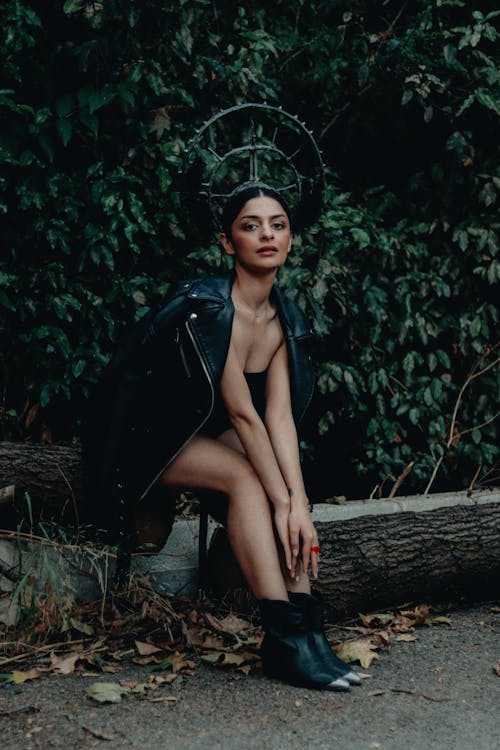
top-left (311, 546), bottom-right (321, 553)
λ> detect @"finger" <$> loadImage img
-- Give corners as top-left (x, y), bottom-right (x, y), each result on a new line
top-left (289, 526), bottom-right (300, 579)
top-left (301, 535), bottom-right (312, 579)
top-left (311, 540), bottom-right (320, 580)
top-left (276, 515), bottom-right (292, 572)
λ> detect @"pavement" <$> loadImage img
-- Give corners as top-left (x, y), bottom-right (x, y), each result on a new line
top-left (1, 603), bottom-right (499, 750)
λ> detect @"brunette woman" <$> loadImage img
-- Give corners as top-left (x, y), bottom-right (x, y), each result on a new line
top-left (85, 181), bottom-right (361, 691)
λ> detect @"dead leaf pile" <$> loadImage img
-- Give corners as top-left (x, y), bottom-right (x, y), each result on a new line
top-left (1, 578), bottom-right (458, 685)
top-left (0, 575), bottom-right (263, 684)
top-left (333, 603), bottom-right (454, 669)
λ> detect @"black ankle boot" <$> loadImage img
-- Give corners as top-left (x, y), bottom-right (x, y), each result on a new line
top-left (288, 592), bottom-right (362, 686)
top-left (259, 599), bottom-right (350, 691)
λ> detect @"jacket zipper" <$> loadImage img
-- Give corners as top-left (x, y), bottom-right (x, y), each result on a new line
top-left (175, 328), bottom-right (192, 378)
top-left (138, 318), bottom-right (215, 501)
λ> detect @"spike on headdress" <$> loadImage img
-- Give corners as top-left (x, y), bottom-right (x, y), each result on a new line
top-left (180, 103), bottom-right (325, 233)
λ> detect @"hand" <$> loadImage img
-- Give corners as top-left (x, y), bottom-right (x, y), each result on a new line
top-left (288, 504), bottom-right (320, 580)
top-left (273, 501), bottom-right (292, 574)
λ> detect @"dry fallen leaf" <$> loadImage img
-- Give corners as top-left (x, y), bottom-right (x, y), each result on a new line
top-left (359, 612), bottom-right (394, 628)
top-left (145, 696), bottom-right (178, 703)
top-left (335, 639), bottom-right (380, 669)
top-left (135, 640), bottom-right (162, 656)
top-left (50, 652), bottom-right (81, 675)
top-left (374, 629), bottom-right (391, 647)
top-left (493, 660), bottom-right (500, 677)
top-left (402, 604), bottom-right (430, 625)
top-left (70, 618), bottom-right (94, 636)
top-left (205, 613), bottom-right (253, 635)
top-left (171, 652), bottom-right (196, 673)
top-left (9, 669), bottom-right (41, 684)
top-left (87, 682), bottom-right (130, 704)
top-left (392, 615), bottom-right (416, 634)
top-left (431, 616), bottom-right (453, 626)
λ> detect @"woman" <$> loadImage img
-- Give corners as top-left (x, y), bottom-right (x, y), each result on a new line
top-left (86, 182), bottom-right (360, 691)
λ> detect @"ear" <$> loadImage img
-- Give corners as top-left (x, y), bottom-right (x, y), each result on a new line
top-left (220, 232), bottom-right (235, 256)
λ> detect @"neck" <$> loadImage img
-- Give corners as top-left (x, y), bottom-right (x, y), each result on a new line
top-left (232, 264), bottom-right (276, 314)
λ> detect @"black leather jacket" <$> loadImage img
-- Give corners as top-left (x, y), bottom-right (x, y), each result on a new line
top-left (83, 272), bottom-right (315, 539)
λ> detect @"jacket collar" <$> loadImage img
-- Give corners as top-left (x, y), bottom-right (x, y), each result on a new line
top-left (187, 272), bottom-right (313, 340)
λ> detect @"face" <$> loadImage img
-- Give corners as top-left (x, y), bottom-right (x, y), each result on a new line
top-left (220, 195), bottom-right (292, 272)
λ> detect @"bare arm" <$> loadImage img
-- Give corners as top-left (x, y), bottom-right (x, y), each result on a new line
top-left (219, 345), bottom-right (293, 571)
top-left (264, 342), bottom-right (320, 578)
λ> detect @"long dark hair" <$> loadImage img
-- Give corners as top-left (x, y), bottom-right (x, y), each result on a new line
top-left (221, 183), bottom-right (292, 237)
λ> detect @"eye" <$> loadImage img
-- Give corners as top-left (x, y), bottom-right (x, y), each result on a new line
top-left (272, 222), bottom-right (286, 230)
top-left (242, 223), bottom-right (258, 231)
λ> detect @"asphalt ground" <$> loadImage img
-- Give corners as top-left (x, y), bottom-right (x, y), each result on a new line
top-left (1, 603), bottom-right (499, 750)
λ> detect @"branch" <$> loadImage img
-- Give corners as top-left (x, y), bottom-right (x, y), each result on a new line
top-left (388, 461), bottom-right (414, 499)
top-left (425, 348), bottom-right (500, 495)
top-left (454, 410), bottom-right (500, 442)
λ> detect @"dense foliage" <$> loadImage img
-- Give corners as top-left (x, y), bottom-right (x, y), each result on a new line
top-left (1, 0), bottom-right (498, 499)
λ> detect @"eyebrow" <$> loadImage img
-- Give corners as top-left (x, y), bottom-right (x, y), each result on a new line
top-left (239, 213), bottom-right (287, 220)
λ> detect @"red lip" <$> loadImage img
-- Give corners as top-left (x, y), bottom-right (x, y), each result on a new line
top-left (257, 246), bottom-right (278, 253)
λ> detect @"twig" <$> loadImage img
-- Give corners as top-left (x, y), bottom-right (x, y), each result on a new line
top-left (467, 463), bottom-right (483, 493)
top-left (454, 410), bottom-right (500, 442)
top-left (424, 349), bottom-right (500, 495)
top-left (0, 705), bottom-right (40, 717)
top-left (81, 725), bottom-right (115, 741)
top-left (0, 638), bottom-right (86, 668)
top-left (390, 687), bottom-right (450, 702)
top-left (388, 461), bottom-right (414, 499)
top-left (389, 375), bottom-right (408, 392)
top-left (320, 85), bottom-right (373, 140)
top-left (470, 460), bottom-right (499, 490)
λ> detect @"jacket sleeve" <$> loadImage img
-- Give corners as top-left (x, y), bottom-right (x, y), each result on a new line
top-left (81, 282), bottom-right (193, 537)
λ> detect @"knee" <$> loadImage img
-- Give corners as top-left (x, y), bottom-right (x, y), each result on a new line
top-left (223, 456), bottom-right (265, 500)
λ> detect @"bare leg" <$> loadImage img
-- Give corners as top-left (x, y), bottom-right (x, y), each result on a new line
top-left (218, 429), bottom-right (312, 595)
top-left (159, 435), bottom-right (288, 600)
top-left (165, 433), bottom-right (351, 691)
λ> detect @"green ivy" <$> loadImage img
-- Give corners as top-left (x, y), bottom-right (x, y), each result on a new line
top-left (0, 0), bottom-right (498, 498)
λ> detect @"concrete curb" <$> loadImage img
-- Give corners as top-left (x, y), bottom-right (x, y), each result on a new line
top-left (310, 487), bottom-right (500, 522)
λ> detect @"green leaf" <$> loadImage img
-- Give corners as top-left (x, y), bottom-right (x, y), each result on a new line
top-left (63, 0), bottom-right (84, 14)
top-left (409, 408), bottom-right (420, 425)
top-left (55, 94), bottom-right (74, 118)
top-left (0, 290), bottom-right (16, 311)
top-left (72, 360), bottom-right (85, 378)
top-left (350, 228), bottom-right (371, 249)
top-left (428, 353), bottom-right (438, 372)
top-left (56, 119), bottom-right (72, 147)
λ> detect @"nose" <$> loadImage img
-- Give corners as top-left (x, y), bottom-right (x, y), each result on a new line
top-left (260, 222), bottom-right (274, 239)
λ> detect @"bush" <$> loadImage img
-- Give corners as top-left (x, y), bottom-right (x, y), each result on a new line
top-left (1, 1), bottom-right (498, 497)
